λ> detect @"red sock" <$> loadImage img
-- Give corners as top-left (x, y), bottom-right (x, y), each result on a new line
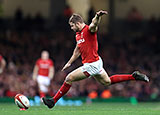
top-left (110, 74), bottom-right (135, 84)
top-left (53, 82), bottom-right (71, 103)
top-left (40, 91), bottom-right (46, 98)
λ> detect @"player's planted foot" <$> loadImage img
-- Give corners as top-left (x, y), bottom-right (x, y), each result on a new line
top-left (42, 97), bottom-right (55, 109)
top-left (132, 71), bottom-right (149, 82)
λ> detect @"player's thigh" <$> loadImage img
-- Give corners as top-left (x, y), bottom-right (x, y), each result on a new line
top-left (65, 67), bottom-right (88, 82)
top-left (94, 69), bottom-right (111, 85)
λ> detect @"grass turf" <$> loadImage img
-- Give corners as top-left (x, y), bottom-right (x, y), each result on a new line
top-left (0, 102), bottom-right (160, 115)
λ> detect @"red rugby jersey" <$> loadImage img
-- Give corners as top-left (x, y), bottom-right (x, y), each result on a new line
top-left (36, 58), bottom-right (53, 76)
top-left (76, 25), bottom-right (99, 64)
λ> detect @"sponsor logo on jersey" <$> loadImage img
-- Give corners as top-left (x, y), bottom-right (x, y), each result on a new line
top-left (81, 32), bottom-right (83, 38)
top-left (40, 63), bottom-right (49, 68)
top-left (77, 38), bottom-right (85, 44)
top-left (77, 32), bottom-right (85, 44)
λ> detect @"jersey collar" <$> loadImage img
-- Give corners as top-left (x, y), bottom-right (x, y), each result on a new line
top-left (81, 24), bottom-right (86, 32)
top-left (76, 25), bottom-right (86, 34)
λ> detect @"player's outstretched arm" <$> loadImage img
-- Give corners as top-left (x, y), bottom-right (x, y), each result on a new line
top-left (49, 66), bottom-right (55, 80)
top-left (62, 44), bottom-right (80, 71)
top-left (89, 10), bottom-right (108, 33)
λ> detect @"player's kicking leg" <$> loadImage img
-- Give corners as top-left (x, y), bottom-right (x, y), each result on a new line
top-left (109, 71), bottom-right (149, 84)
top-left (94, 70), bottom-right (149, 86)
top-left (42, 67), bottom-right (88, 109)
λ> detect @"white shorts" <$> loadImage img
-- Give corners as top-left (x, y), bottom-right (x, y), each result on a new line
top-left (37, 75), bottom-right (51, 93)
top-left (81, 57), bottom-right (104, 77)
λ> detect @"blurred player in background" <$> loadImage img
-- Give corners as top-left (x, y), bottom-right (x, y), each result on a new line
top-left (32, 50), bottom-right (55, 98)
top-left (0, 54), bottom-right (6, 74)
top-left (42, 10), bottom-right (149, 109)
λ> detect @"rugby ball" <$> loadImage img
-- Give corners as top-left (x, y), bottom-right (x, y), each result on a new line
top-left (15, 94), bottom-right (30, 109)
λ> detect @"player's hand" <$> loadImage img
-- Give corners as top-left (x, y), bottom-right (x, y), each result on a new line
top-left (61, 63), bottom-right (71, 71)
top-left (96, 10), bottom-right (108, 17)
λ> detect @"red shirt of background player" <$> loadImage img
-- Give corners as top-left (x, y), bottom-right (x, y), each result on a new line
top-left (36, 59), bottom-right (53, 77)
top-left (76, 25), bottom-right (99, 64)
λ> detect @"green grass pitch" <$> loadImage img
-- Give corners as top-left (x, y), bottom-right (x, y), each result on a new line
top-left (0, 102), bottom-right (160, 115)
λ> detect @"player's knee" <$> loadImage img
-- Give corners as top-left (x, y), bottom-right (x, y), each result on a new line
top-left (65, 73), bottom-right (74, 83)
top-left (103, 79), bottom-right (111, 86)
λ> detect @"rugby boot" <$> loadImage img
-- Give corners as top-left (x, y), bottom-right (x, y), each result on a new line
top-left (42, 97), bottom-right (55, 109)
top-left (132, 71), bottom-right (149, 82)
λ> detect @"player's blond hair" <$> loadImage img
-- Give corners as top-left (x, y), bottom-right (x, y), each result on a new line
top-left (69, 13), bottom-right (84, 24)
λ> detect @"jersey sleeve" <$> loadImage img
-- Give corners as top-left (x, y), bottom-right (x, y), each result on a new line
top-left (36, 59), bottom-right (40, 66)
top-left (86, 25), bottom-right (96, 36)
top-left (49, 59), bottom-right (54, 67)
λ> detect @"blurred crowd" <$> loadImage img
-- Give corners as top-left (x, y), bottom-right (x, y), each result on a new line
top-left (0, 7), bottom-right (160, 101)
